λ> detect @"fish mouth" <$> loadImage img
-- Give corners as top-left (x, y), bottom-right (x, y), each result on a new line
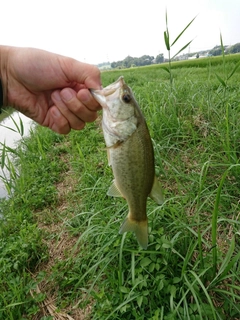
top-left (104, 76), bottom-right (125, 96)
top-left (91, 76), bottom-right (125, 108)
top-left (90, 89), bottom-right (107, 108)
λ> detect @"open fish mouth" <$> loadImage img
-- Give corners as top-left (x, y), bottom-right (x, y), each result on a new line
top-left (91, 76), bottom-right (125, 108)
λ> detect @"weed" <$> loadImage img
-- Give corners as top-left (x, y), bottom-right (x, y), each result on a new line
top-left (163, 10), bottom-right (197, 85)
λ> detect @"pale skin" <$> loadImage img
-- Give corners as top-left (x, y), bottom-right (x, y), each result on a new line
top-left (0, 45), bottom-right (102, 134)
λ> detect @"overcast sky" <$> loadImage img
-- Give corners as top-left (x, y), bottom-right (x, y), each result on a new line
top-left (0, 0), bottom-right (239, 65)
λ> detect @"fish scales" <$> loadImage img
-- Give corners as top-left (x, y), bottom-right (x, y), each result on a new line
top-left (109, 116), bottom-right (155, 220)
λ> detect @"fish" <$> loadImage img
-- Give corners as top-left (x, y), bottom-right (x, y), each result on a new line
top-left (91, 76), bottom-right (164, 249)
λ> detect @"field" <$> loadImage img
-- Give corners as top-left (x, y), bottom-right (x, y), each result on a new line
top-left (0, 55), bottom-right (240, 319)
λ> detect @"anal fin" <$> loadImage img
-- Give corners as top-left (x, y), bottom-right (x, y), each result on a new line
top-left (107, 180), bottom-right (123, 198)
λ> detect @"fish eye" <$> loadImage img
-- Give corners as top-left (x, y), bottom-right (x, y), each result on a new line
top-left (122, 93), bottom-right (131, 103)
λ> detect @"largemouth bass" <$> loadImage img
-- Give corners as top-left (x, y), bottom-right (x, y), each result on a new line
top-left (91, 76), bottom-right (164, 249)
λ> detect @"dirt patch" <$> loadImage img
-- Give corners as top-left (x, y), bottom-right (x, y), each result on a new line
top-left (31, 155), bottom-right (93, 320)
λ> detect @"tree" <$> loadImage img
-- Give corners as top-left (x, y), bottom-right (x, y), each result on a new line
top-left (138, 55), bottom-right (154, 66)
top-left (110, 54), bottom-right (155, 69)
top-left (155, 53), bottom-right (164, 64)
top-left (123, 56), bottom-right (134, 68)
top-left (209, 45), bottom-right (227, 56)
top-left (111, 61), bottom-right (117, 68)
top-left (229, 43), bottom-right (240, 54)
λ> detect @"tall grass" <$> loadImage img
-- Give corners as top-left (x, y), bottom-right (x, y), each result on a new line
top-left (163, 10), bottom-right (196, 85)
top-left (0, 112), bottom-right (25, 196)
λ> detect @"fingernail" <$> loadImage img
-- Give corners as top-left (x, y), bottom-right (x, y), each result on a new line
top-left (52, 107), bottom-right (61, 118)
top-left (52, 91), bottom-right (62, 101)
top-left (61, 89), bottom-right (73, 101)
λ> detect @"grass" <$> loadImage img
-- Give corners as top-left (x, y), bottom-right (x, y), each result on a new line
top-left (0, 54), bottom-right (240, 319)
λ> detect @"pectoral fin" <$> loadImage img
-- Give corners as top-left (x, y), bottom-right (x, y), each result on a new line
top-left (149, 176), bottom-right (164, 205)
top-left (107, 149), bottom-right (111, 165)
top-left (107, 180), bottom-right (123, 198)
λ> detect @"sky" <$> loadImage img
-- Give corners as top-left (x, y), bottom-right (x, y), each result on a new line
top-left (0, 0), bottom-right (239, 65)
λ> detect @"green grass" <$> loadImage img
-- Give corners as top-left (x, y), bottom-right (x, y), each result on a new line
top-left (0, 56), bottom-right (240, 319)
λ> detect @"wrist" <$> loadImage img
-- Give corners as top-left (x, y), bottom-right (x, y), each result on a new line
top-left (0, 45), bottom-right (11, 108)
top-left (0, 79), bottom-right (3, 113)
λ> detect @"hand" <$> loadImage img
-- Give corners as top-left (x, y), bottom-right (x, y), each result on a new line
top-left (0, 46), bottom-right (102, 134)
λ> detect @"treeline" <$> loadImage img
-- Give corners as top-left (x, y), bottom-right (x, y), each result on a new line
top-left (110, 54), bottom-right (164, 69)
top-left (209, 43), bottom-right (240, 56)
top-left (187, 43), bottom-right (240, 59)
top-left (98, 42), bottom-right (240, 69)
top-left (111, 55), bottom-right (154, 69)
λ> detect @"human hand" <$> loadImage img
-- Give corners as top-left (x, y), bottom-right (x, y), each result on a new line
top-left (0, 46), bottom-right (102, 134)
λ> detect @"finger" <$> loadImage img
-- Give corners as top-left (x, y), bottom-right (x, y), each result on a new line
top-left (77, 88), bottom-right (102, 111)
top-left (51, 90), bottom-right (87, 130)
top-left (49, 106), bottom-right (71, 134)
top-left (60, 88), bottom-right (99, 122)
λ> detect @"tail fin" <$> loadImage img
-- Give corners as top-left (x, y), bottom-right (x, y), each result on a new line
top-left (119, 217), bottom-right (148, 249)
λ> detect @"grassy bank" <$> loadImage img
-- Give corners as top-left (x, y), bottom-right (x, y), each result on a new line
top-left (0, 57), bottom-right (240, 319)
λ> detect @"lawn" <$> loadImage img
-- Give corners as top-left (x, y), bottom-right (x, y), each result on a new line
top-left (0, 55), bottom-right (240, 319)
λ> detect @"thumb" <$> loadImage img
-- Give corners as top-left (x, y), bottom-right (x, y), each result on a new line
top-left (66, 58), bottom-right (102, 90)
